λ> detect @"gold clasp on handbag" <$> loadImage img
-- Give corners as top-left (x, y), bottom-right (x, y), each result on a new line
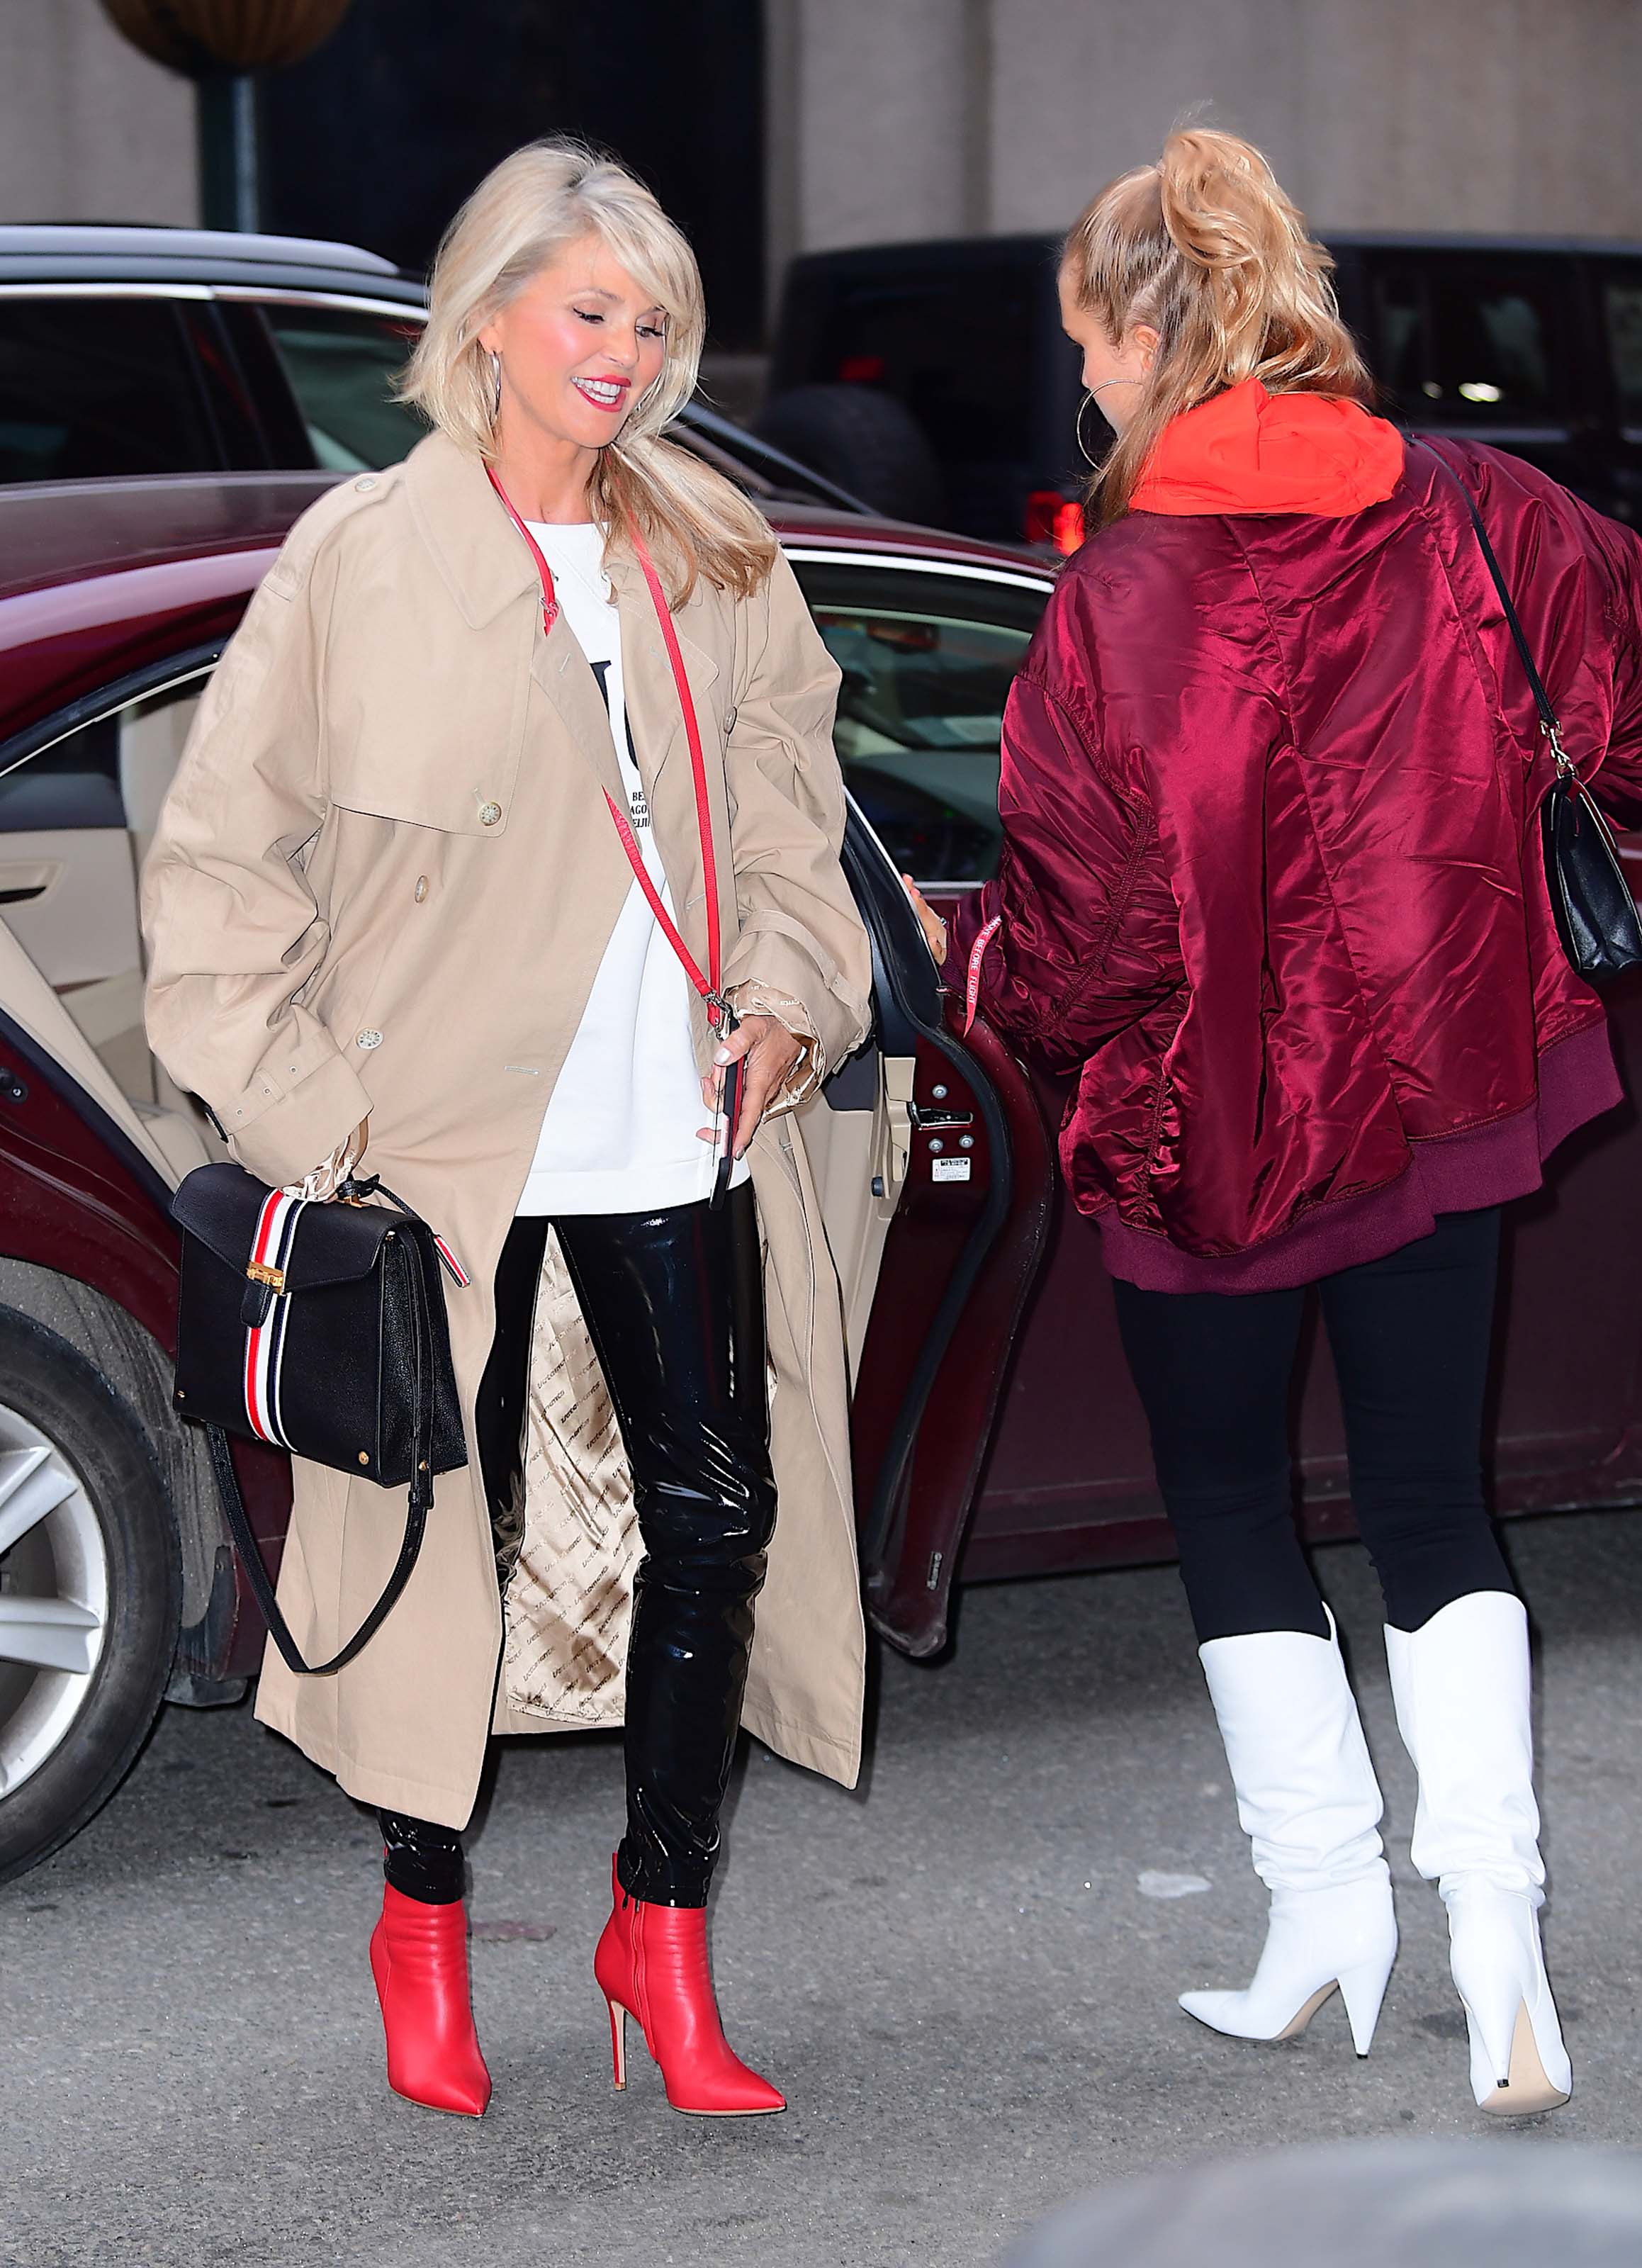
top-left (246, 1260), bottom-right (286, 1293)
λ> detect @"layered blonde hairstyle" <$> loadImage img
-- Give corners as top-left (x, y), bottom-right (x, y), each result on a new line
top-left (398, 138), bottom-right (777, 601)
top-left (1065, 126), bottom-right (1371, 528)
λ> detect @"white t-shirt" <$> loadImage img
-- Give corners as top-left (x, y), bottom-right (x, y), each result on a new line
top-left (514, 521), bottom-right (750, 1216)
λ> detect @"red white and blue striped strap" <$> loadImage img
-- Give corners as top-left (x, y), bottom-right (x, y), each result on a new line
top-left (242, 1187), bottom-right (306, 1447)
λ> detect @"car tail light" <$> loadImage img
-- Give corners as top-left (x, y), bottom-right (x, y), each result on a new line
top-left (838, 354), bottom-right (887, 383)
top-left (1025, 490), bottom-right (1086, 555)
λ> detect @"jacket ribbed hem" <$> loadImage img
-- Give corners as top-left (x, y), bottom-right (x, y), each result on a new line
top-left (1097, 1018), bottom-right (1621, 1295)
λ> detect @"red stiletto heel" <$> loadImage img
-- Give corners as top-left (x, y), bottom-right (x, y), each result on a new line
top-left (592, 1855), bottom-right (785, 2116)
top-left (369, 1883), bottom-right (492, 2117)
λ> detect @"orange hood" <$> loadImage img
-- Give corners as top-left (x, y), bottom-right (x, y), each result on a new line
top-left (1130, 376), bottom-right (1405, 517)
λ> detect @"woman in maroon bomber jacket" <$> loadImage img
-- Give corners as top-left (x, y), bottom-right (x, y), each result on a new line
top-left (918, 128), bottom-right (1642, 2118)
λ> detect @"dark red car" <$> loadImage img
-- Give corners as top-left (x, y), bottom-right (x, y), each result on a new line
top-left (2, 471), bottom-right (1640, 1882)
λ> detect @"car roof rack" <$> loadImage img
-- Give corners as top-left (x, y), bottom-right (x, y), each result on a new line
top-left (0, 224), bottom-right (404, 275)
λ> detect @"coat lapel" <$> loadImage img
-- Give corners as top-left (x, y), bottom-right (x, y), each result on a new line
top-left (406, 431), bottom-right (631, 813)
top-left (531, 617), bottom-right (629, 814)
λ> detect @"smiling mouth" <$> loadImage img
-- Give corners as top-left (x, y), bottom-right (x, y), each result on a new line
top-left (573, 376), bottom-right (630, 412)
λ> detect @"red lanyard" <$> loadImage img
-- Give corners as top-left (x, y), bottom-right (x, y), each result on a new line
top-left (485, 464), bottom-right (728, 1029)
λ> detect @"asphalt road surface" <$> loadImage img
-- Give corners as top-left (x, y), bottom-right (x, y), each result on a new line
top-left (4, 1508), bottom-right (1641, 2267)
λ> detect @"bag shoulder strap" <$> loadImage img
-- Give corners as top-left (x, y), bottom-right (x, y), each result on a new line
top-left (1414, 435), bottom-right (1571, 765)
top-left (203, 1228), bottom-right (438, 1678)
top-left (483, 464), bottom-right (731, 1029)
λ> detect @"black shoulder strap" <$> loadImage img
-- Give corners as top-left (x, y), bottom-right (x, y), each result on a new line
top-left (202, 1232), bottom-right (437, 1678)
top-left (1412, 435), bottom-right (1565, 748)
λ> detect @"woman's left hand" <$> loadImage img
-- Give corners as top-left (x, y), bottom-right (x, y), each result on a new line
top-left (901, 875), bottom-right (948, 965)
top-left (698, 1013), bottom-right (804, 1160)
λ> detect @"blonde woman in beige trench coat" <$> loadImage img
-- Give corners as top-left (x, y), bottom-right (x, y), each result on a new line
top-left (140, 140), bottom-right (872, 2122)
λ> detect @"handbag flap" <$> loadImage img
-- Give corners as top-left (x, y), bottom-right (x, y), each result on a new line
top-left (169, 1161), bottom-right (400, 1291)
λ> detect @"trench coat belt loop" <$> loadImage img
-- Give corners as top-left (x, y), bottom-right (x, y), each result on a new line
top-left (483, 464), bottom-right (728, 1030)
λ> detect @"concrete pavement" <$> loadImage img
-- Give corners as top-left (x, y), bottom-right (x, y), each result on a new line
top-left (3, 1507), bottom-right (1641, 2266)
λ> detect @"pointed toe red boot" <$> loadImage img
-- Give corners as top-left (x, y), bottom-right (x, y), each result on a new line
top-left (593, 1856), bottom-right (785, 2116)
top-left (369, 1884), bottom-right (492, 2117)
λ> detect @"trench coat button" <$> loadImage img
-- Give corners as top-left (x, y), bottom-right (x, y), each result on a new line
top-left (414, 875), bottom-right (428, 902)
top-left (354, 475), bottom-right (377, 492)
top-left (722, 704), bottom-right (738, 734)
top-left (356, 1029), bottom-right (383, 1050)
top-left (478, 801), bottom-right (502, 826)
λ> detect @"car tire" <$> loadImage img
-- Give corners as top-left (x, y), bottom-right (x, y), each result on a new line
top-left (756, 384), bottom-right (945, 524)
top-left (0, 1308), bottom-right (181, 1885)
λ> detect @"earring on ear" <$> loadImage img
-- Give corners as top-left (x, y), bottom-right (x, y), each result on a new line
top-left (489, 351), bottom-right (502, 420)
top-left (1075, 391), bottom-right (1104, 469)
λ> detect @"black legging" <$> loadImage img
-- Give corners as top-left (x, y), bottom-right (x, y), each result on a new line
top-left (381, 1184), bottom-right (775, 1908)
top-left (1111, 1207), bottom-right (1516, 1644)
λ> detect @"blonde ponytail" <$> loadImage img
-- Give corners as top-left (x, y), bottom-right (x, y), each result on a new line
top-left (1064, 126), bottom-right (1371, 527)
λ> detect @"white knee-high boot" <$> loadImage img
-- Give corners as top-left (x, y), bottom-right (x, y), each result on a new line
top-left (1383, 1590), bottom-right (1570, 2115)
top-left (1179, 1610), bottom-right (1397, 2052)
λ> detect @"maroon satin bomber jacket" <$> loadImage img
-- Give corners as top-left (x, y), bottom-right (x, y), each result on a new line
top-left (954, 441), bottom-right (1642, 1291)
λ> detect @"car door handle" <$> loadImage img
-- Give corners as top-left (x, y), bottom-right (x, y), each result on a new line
top-left (0, 858), bottom-right (60, 906)
top-left (907, 1102), bottom-right (973, 1129)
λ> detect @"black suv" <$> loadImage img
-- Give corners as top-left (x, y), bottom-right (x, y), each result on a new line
top-left (0, 224), bottom-right (863, 511)
top-left (762, 232), bottom-right (1642, 546)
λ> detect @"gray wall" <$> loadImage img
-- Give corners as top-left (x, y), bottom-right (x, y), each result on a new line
top-left (0, 0), bottom-right (196, 227)
top-left (769, 0), bottom-right (1642, 290)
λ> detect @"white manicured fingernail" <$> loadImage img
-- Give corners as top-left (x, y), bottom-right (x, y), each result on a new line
top-left (713, 1045), bottom-right (733, 1065)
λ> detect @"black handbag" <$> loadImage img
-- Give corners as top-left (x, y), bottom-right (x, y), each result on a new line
top-left (1421, 439), bottom-right (1642, 982)
top-left (169, 1162), bottom-right (468, 1677)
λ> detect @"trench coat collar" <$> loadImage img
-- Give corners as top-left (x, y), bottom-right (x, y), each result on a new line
top-left (402, 430), bottom-right (721, 808)
top-left (403, 429), bottom-right (539, 629)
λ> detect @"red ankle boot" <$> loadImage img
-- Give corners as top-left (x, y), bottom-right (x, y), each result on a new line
top-left (593, 1855), bottom-right (785, 2116)
top-left (369, 1884), bottom-right (492, 2117)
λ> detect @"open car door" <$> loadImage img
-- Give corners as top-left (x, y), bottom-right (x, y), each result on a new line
top-left (797, 802), bottom-right (1056, 1658)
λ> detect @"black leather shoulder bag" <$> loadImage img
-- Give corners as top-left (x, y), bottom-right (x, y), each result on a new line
top-left (1419, 437), bottom-right (1642, 983)
top-left (169, 1161), bottom-right (468, 1676)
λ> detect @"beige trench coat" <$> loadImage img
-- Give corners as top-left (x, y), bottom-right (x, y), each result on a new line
top-left (141, 430), bottom-right (873, 1831)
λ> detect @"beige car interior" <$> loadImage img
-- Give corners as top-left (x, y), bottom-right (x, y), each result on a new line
top-left (0, 676), bottom-right (916, 1378)
top-left (0, 685), bottom-right (222, 1186)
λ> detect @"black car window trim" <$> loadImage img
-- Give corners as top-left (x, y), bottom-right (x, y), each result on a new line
top-left (0, 646), bottom-right (223, 785)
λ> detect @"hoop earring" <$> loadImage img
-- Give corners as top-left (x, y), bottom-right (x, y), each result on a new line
top-left (1075, 391), bottom-right (1106, 470)
top-left (489, 351), bottom-right (502, 420)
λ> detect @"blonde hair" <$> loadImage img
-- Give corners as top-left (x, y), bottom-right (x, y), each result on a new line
top-left (398, 137), bottom-right (777, 601)
top-left (1064, 125), bottom-right (1371, 528)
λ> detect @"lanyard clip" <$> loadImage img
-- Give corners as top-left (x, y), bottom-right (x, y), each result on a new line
top-left (706, 989), bottom-right (738, 1033)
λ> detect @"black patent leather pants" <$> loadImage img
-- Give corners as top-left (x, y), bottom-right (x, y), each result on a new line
top-left (381, 1184), bottom-right (775, 1909)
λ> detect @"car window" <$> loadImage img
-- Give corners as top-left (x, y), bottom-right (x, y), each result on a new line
top-left (1602, 266), bottom-right (1642, 428)
top-left (255, 303), bottom-right (427, 470)
top-left (789, 560), bottom-right (1050, 884)
top-left (0, 296), bottom-right (222, 482)
top-left (1366, 257), bottom-right (1573, 425)
top-left (0, 714), bottom-right (123, 832)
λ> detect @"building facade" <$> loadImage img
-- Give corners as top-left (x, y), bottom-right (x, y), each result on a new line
top-left (4, 0), bottom-right (1641, 344)
top-left (766, 0), bottom-right (1642, 296)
